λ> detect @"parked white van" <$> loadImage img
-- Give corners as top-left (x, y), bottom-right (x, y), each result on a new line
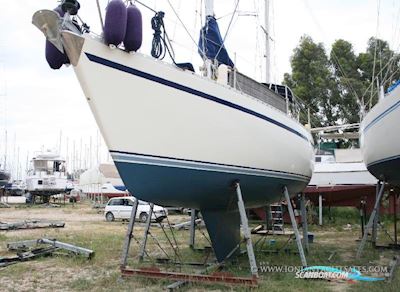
top-left (104, 196), bottom-right (167, 222)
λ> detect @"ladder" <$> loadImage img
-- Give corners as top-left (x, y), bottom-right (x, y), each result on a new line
top-left (270, 204), bottom-right (284, 234)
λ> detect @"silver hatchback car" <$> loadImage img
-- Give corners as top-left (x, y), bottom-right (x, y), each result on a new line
top-left (104, 196), bottom-right (167, 223)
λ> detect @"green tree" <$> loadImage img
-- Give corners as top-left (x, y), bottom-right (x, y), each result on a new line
top-left (283, 35), bottom-right (339, 127)
top-left (357, 37), bottom-right (400, 109)
top-left (285, 36), bottom-right (400, 127)
top-left (330, 39), bottom-right (363, 124)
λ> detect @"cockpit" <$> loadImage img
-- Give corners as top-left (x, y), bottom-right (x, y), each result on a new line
top-left (32, 159), bottom-right (66, 174)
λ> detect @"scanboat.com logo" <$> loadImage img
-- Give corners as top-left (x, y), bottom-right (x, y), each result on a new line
top-left (296, 266), bottom-right (385, 282)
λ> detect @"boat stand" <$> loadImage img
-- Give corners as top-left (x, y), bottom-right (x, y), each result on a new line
top-left (119, 183), bottom-right (260, 287)
top-left (189, 209), bottom-right (199, 249)
top-left (359, 198), bottom-right (367, 238)
top-left (300, 193), bottom-right (309, 253)
top-left (235, 182), bottom-right (259, 277)
top-left (356, 181), bottom-right (385, 258)
top-left (253, 192), bottom-right (309, 262)
top-left (283, 187), bottom-right (307, 266)
top-left (373, 187), bottom-right (400, 251)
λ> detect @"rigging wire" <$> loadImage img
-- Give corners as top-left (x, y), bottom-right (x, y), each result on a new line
top-left (370, 0), bottom-right (381, 109)
top-left (271, 0), bottom-right (277, 83)
top-left (393, 2), bottom-right (400, 46)
top-left (170, 0), bottom-right (182, 41)
top-left (214, 0), bottom-right (240, 62)
top-left (133, 0), bottom-right (157, 13)
top-left (361, 32), bottom-right (400, 106)
top-left (200, 0), bottom-right (206, 61)
top-left (302, 0), bottom-right (361, 109)
top-left (253, 0), bottom-right (262, 81)
top-left (191, 0), bottom-right (200, 62)
top-left (166, 0), bottom-right (206, 56)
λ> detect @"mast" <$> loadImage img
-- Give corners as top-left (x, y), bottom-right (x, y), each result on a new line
top-left (4, 130), bottom-right (7, 171)
top-left (205, 0), bottom-right (214, 17)
top-left (202, 0), bottom-right (215, 79)
top-left (264, 0), bottom-right (271, 83)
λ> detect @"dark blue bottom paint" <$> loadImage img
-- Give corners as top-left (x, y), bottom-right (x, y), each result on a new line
top-left (368, 156), bottom-right (400, 186)
top-left (114, 161), bottom-right (308, 210)
top-left (201, 209), bottom-right (240, 262)
top-left (114, 161), bottom-right (308, 262)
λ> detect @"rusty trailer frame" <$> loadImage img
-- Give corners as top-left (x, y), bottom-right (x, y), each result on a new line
top-left (120, 266), bottom-right (258, 287)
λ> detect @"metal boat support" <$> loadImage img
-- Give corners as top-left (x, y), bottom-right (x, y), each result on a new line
top-left (283, 186), bottom-right (307, 266)
top-left (235, 182), bottom-right (259, 277)
top-left (356, 181), bottom-right (385, 258)
top-left (120, 197), bottom-right (139, 267)
top-left (0, 220), bottom-right (65, 231)
top-left (189, 209), bottom-right (198, 249)
top-left (120, 182), bottom-right (260, 287)
top-left (300, 193), bottom-right (309, 252)
top-left (139, 203), bottom-right (154, 262)
top-left (319, 194), bottom-right (323, 226)
top-left (372, 183), bottom-right (381, 247)
top-left (6, 238), bottom-right (94, 259)
top-left (121, 267), bottom-right (258, 286)
top-left (40, 238), bottom-right (94, 259)
top-left (371, 187), bottom-right (400, 251)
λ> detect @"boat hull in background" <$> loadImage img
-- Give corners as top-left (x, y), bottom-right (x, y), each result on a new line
top-left (361, 85), bottom-right (400, 186)
top-left (0, 171), bottom-right (10, 188)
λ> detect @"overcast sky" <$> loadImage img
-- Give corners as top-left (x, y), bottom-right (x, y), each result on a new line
top-left (0, 0), bottom-right (399, 179)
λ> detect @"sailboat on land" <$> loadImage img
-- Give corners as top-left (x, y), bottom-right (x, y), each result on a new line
top-left (33, 0), bottom-right (314, 261)
top-left (361, 81), bottom-right (400, 186)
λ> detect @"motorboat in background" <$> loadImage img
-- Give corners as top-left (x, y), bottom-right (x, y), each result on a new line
top-left (4, 180), bottom-right (26, 196)
top-left (305, 148), bottom-right (377, 208)
top-left (361, 80), bottom-right (400, 186)
top-left (310, 148), bottom-right (377, 187)
top-left (25, 149), bottom-right (70, 200)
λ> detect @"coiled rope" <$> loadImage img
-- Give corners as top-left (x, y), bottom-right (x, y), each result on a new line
top-left (151, 11), bottom-right (175, 62)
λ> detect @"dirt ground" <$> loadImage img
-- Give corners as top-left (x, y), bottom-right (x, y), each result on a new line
top-left (1, 202), bottom-right (399, 291)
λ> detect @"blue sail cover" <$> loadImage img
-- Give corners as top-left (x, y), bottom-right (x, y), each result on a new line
top-left (198, 16), bottom-right (234, 67)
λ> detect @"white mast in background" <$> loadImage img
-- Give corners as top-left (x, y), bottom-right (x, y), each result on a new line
top-left (264, 0), bottom-right (271, 83)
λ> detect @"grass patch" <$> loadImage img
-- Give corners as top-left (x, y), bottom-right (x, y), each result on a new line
top-left (0, 233), bottom-right (7, 243)
top-left (1, 203), bottom-right (400, 291)
top-left (70, 277), bottom-right (93, 291)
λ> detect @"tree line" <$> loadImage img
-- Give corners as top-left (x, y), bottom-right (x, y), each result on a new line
top-left (283, 36), bottom-right (400, 127)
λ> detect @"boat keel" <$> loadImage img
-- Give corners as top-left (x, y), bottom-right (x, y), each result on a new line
top-left (201, 208), bottom-right (240, 263)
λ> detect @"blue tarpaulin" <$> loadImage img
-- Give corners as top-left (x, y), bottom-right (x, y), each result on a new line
top-left (198, 16), bottom-right (234, 67)
top-left (387, 80), bottom-right (400, 93)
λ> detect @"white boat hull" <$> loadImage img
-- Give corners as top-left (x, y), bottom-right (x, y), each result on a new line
top-left (26, 174), bottom-right (69, 195)
top-left (63, 33), bottom-right (314, 209)
top-left (361, 84), bottom-right (400, 185)
top-left (309, 162), bottom-right (377, 186)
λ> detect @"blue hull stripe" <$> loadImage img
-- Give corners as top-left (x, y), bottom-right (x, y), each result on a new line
top-left (85, 53), bottom-right (308, 142)
top-left (110, 150), bottom-right (311, 182)
top-left (367, 154), bottom-right (400, 168)
top-left (364, 99), bottom-right (400, 132)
